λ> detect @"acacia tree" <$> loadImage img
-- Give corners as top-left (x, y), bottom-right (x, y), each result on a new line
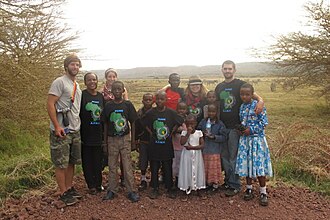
top-left (267, 0), bottom-right (330, 104)
top-left (0, 0), bottom-right (79, 132)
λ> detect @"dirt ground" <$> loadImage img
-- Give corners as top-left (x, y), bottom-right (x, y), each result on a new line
top-left (1, 174), bottom-right (329, 220)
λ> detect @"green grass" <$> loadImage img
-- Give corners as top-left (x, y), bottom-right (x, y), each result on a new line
top-left (0, 76), bottom-right (329, 203)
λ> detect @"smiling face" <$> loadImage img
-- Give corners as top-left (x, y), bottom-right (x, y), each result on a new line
top-left (67, 61), bottom-right (80, 77)
top-left (189, 84), bottom-right (201, 95)
top-left (106, 71), bottom-right (117, 86)
top-left (84, 73), bottom-right (98, 91)
top-left (222, 63), bottom-right (236, 81)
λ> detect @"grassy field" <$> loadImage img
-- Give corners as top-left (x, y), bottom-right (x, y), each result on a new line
top-left (0, 76), bottom-right (329, 204)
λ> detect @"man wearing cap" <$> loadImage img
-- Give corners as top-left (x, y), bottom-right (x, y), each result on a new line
top-left (47, 54), bottom-right (83, 206)
top-left (215, 60), bottom-right (264, 197)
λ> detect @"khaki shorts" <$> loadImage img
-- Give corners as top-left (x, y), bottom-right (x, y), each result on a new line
top-left (50, 130), bottom-right (81, 168)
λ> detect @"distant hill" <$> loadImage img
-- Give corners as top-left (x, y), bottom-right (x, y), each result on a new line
top-left (89, 62), bottom-right (279, 79)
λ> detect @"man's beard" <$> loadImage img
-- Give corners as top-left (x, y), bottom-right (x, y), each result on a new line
top-left (68, 68), bottom-right (78, 76)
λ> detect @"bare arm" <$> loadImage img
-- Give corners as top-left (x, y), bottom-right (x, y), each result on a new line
top-left (47, 94), bottom-right (65, 138)
top-left (252, 92), bottom-right (264, 114)
top-left (192, 136), bottom-right (205, 150)
top-left (123, 87), bottom-right (129, 100)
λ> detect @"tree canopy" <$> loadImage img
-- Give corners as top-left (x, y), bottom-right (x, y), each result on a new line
top-left (0, 0), bottom-right (80, 133)
top-left (266, 0), bottom-right (330, 104)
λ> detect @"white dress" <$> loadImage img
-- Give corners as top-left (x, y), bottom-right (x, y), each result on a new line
top-left (178, 130), bottom-right (206, 194)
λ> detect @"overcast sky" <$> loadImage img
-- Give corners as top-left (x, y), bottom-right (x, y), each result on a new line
top-left (64, 0), bottom-right (313, 70)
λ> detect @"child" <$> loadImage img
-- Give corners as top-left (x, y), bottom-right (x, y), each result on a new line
top-left (178, 114), bottom-right (206, 196)
top-left (142, 91), bottom-right (184, 199)
top-left (160, 73), bottom-right (185, 110)
top-left (197, 104), bottom-right (227, 192)
top-left (102, 81), bottom-right (140, 202)
top-left (80, 72), bottom-right (104, 195)
top-left (235, 83), bottom-right (273, 206)
top-left (203, 90), bottom-right (217, 119)
top-left (172, 102), bottom-right (188, 189)
top-left (135, 93), bottom-right (154, 191)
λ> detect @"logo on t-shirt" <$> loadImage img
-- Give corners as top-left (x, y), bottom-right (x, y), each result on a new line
top-left (220, 89), bottom-right (236, 112)
top-left (85, 101), bottom-right (101, 124)
top-left (188, 106), bottom-right (202, 117)
top-left (110, 111), bottom-right (127, 135)
top-left (153, 118), bottom-right (169, 143)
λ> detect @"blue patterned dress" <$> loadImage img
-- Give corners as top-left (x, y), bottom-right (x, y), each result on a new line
top-left (235, 100), bottom-right (273, 178)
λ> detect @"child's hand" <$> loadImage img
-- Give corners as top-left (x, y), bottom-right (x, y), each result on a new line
top-left (185, 143), bottom-right (194, 150)
top-left (187, 126), bottom-right (193, 134)
top-left (242, 128), bottom-right (250, 136)
top-left (206, 133), bottom-right (215, 139)
top-left (177, 126), bottom-right (183, 133)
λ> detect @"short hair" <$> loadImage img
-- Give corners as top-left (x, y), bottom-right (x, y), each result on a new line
top-left (112, 80), bottom-right (124, 89)
top-left (104, 68), bottom-right (118, 78)
top-left (143, 93), bottom-right (153, 99)
top-left (169, 72), bottom-right (180, 79)
top-left (155, 90), bottom-right (167, 98)
top-left (84, 72), bottom-right (98, 83)
top-left (207, 90), bottom-right (215, 96)
top-left (222, 60), bottom-right (236, 69)
top-left (185, 113), bottom-right (197, 122)
top-left (64, 54), bottom-right (81, 70)
top-left (241, 83), bottom-right (254, 94)
top-left (207, 103), bottom-right (218, 111)
top-left (176, 101), bottom-right (187, 109)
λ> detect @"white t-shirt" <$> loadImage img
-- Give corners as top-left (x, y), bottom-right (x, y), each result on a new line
top-left (48, 74), bottom-right (82, 132)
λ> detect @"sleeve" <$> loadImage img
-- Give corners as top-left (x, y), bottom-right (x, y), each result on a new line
top-left (249, 107), bottom-right (268, 135)
top-left (174, 110), bottom-right (184, 125)
top-left (48, 78), bottom-right (63, 97)
top-left (128, 101), bottom-right (138, 123)
top-left (214, 122), bottom-right (227, 143)
top-left (141, 110), bottom-right (152, 129)
top-left (134, 118), bottom-right (143, 140)
top-left (197, 119), bottom-right (204, 131)
top-left (197, 130), bottom-right (203, 138)
top-left (102, 103), bottom-right (109, 124)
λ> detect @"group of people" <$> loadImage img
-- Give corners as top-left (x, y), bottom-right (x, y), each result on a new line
top-left (47, 55), bottom-right (273, 208)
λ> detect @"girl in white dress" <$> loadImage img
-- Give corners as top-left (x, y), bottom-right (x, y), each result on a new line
top-left (178, 114), bottom-right (206, 195)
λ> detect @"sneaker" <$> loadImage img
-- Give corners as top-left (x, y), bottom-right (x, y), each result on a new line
top-left (243, 189), bottom-right (254, 201)
top-left (149, 188), bottom-right (159, 199)
top-left (259, 193), bottom-right (268, 206)
top-left (60, 191), bottom-right (78, 206)
top-left (67, 187), bottom-right (82, 199)
top-left (96, 185), bottom-right (104, 192)
top-left (138, 180), bottom-right (148, 191)
top-left (218, 183), bottom-right (230, 191)
top-left (127, 192), bottom-right (140, 203)
top-left (103, 190), bottom-right (116, 201)
top-left (225, 188), bottom-right (240, 197)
